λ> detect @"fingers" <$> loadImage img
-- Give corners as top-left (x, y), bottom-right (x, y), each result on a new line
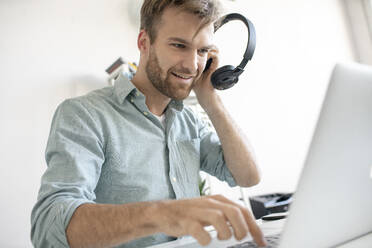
top-left (196, 198), bottom-right (249, 241)
top-left (221, 204), bottom-right (249, 240)
top-left (160, 196), bottom-right (266, 247)
top-left (183, 220), bottom-right (212, 246)
top-left (207, 49), bottom-right (219, 73)
top-left (192, 208), bottom-right (232, 241)
top-left (209, 195), bottom-right (267, 247)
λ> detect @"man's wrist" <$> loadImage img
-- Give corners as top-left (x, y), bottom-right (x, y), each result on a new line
top-left (143, 201), bottom-right (167, 234)
top-left (201, 95), bottom-right (225, 118)
top-left (197, 93), bottom-right (223, 114)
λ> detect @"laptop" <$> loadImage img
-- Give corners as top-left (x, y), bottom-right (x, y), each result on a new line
top-left (148, 62), bottom-right (372, 248)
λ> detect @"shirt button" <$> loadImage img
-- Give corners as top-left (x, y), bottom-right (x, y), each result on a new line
top-left (130, 98), bottom-right (134, 103)
top-left (143, 111), bottom-right (148, 116)
top-left (172, 177), bottom-right (177, 182)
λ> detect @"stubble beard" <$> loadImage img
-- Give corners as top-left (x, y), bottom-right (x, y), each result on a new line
top-left (145, 47), bottom-right (197, 100)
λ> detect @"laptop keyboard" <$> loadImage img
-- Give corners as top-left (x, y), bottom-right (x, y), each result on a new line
top-left (226, 233), bottom-right (281, 248)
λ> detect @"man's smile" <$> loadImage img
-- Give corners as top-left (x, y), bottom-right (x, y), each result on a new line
top-left (171, 71), bottom-right (194, 80)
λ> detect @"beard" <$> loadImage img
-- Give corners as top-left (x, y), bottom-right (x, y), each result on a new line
top-left (145, 47), bottom-right (198, 100)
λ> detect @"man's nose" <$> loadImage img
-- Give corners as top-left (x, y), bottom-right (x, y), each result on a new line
top-left (182, 52), bottom-right (198, 75)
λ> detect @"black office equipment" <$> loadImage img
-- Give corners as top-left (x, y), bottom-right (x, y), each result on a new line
top-left (210, 13), bottom-right (256, 90)
top-left (248, 193), bottom-right (293, 219)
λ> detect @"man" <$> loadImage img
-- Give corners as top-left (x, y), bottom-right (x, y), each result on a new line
top-left (31, 0), bottom-right (267, 247)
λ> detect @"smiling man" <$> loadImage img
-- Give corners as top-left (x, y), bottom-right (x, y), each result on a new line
top-left (31, 0), bottom-right (266, 247)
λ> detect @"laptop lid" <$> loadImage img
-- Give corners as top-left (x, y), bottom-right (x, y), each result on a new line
top-left (279, 62), bottom-right (372, 247)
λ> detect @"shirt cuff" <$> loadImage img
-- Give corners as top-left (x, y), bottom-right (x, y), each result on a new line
top-left (46, 199), bottom-right (95, 247)
top-left (223, 167), bottom-right (238, 187)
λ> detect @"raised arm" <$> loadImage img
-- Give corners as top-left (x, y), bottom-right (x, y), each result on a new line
top-left (193, 50), bottom-right (261, 187)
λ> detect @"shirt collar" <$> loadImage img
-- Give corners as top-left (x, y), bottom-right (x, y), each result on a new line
top-left (168, 99), bottom-right (184, 112)
top-left (114, 71), bottom-right (136, 104)
top-left (114, 71), bottom-right (184, 112)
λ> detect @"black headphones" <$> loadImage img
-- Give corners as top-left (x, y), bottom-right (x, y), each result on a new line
top-left (209, 13), bottom-right (256, 90)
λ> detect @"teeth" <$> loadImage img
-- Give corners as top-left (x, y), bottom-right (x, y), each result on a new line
top-left (173, 72), bottom-right (191, 79)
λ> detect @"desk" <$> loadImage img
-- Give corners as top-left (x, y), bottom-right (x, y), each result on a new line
top-left (147, 219), bottom-right (284, 248)
top-left (147, 219), bottom-right (372, 248)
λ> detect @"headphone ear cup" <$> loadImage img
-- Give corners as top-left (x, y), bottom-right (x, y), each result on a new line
top-left (211, 65), bottom-right (238, 90)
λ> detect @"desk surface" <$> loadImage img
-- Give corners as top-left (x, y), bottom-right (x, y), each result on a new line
top-left (147, 219), bottom-right (284, 248)
top-left (147, 219), bottom-right (372, 248)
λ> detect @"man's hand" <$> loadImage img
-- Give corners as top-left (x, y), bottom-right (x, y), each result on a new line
top-left (154, 195), bottom-right (267, 247)
top-left (193, 48), bottom-right (220, 111)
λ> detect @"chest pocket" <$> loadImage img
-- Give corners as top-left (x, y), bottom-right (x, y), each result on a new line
top-left (176, 138), bottom-right (201, 186)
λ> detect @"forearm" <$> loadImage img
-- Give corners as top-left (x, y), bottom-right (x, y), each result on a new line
top-left (202, 95), bottom-right (260, 187)
top-left (66, 201), bottom-right (161, 248)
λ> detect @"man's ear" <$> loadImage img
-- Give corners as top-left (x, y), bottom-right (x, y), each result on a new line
top-left (137, 29), bottom-right (149, 53)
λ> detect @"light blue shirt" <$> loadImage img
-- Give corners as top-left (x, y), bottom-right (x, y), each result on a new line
top-left (31, 72), bottom-right (237, 248)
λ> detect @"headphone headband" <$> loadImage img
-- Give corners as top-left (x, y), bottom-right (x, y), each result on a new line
top-left (210, 13), bottom-right (256, 89)
top-left (215, 13), bottom-right (256, 60)
top-left (215, 13), bottom-right (256, 75)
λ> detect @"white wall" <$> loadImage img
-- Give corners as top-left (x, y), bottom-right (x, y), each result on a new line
top-left (0, 0), bottom-right (355, 247)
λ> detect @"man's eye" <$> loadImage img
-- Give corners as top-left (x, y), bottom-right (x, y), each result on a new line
top-left (172, 43), bottom-right (186, 49)
top-left (199, 49), bottom-right (209, 55)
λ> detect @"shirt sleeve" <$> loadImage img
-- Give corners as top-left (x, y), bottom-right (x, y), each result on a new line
top-left (196, 114), bottom-right (237, 187)
top-left (31, 98), bottom-right (105, 247)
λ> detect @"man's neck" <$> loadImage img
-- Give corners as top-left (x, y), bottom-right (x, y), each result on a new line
top-left (131, 69), bottom-right (171, 117)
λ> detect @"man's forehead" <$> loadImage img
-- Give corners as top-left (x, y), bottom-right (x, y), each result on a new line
top-left (157, 7), bottom-right (215, 45)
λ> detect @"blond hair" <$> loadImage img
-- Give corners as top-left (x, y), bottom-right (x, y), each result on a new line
top-left (140, 0), bottom-right (222, 43)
